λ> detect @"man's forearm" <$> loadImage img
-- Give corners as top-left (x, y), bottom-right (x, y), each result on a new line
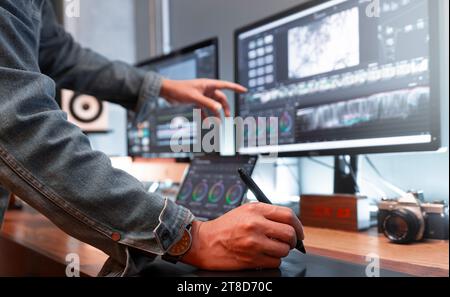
top-left (0, 0), bottom-right (194, 274)
top-left (0, 68), bottom-right (193, 262)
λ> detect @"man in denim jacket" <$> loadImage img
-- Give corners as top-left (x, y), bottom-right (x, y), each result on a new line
top-left (0, 0), bottom-right (304, 276)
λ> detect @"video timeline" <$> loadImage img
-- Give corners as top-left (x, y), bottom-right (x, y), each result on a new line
top-left (244, 57), bottom-right (429, 105)
top-left (155, 111), bottom-right (198, 147)
top-left (242, 109), bottom-right (295, 146)
top-left (296, 87), bottom-right (430, 133)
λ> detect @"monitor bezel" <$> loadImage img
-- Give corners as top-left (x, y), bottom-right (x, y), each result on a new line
top-left (136, 38), bottom-right (219, 76)
top-left (234, 0), bottom-right (442, 157)
top-left (127, 38), bottom-right (219, 159)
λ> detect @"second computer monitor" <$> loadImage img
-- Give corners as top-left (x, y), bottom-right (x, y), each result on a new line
top-left (127, 38), bottom-right (218, 158)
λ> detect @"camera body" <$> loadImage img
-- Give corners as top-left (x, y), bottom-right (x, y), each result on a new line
top-left (378, 193), bottom-right (449, 243)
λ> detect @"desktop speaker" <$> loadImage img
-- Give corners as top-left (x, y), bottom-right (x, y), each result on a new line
top-left (61, 89), bottom-right (109, 133)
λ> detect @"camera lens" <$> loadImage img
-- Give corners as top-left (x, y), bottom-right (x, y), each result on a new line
top-left (383, 209), bottom-right (422, 243)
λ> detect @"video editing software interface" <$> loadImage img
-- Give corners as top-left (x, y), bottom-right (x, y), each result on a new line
top-left (236, 0), bottom-right (435, 154)
top-left (176, 156), bottom-right (257, 220)
top-left (127, 41), bottom-right (217, 158)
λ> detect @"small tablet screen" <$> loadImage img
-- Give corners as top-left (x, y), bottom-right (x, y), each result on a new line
top-left (176, 155), bottom-right (258, 220)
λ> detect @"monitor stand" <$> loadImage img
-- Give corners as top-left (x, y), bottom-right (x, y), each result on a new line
top-left (333, 155), bottom-right (358, 195)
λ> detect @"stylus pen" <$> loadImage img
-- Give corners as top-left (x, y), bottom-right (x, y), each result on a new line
top-left (238, 168), bottom-right (306, 254)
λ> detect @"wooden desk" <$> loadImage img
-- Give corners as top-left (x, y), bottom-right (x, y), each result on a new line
top-left (303, 227), bottom-right (449, 276)
top-left (0, 205), bottom-right (107, 277)
top-left (0, 205), bottom-right (448, 277)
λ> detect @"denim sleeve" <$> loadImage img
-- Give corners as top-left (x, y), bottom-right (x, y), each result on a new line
top-left (0, 0), bottom-right (194, 271)
top-left (38, 0), bottom-right (161, 112)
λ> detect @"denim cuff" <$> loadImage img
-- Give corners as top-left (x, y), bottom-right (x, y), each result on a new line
top-left (99, 200), bottom-right (195, 277)
top-left (135, 71), bottom-right (163, 113)
top-left (154, 198), bottom-right (195, 252)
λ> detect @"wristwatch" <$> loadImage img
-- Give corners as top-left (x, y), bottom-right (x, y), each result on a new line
top-left (162, 223), bottom-right (193, 264)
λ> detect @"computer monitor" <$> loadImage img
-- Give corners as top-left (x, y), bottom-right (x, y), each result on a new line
top-left (127, 39), bottom-right (218, 158)
top-left (176, 155), bottom-right (258, 221)
top-left (235, 0), bottom-right (442, 157)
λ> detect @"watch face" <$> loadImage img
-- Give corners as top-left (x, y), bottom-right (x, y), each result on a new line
top-left (168, 229), bottom-right (192, 257)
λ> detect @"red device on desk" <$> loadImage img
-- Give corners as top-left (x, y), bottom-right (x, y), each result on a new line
top-left (299, 194), bottom-right (371, 231)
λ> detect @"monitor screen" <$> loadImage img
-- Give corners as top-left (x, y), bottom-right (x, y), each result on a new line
top-left (235, 0), bottom-right (441, 156)
top-left (127, 39), bottom-right (218, 158)
top-left (176, 155), bottom-right (258, 221)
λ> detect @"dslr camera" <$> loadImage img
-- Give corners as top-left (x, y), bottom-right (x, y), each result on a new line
top-left (378, 192), bottom-right (449, 243)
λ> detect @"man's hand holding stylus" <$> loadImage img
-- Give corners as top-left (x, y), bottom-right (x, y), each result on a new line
top-left (181, 202), bottom-right (305, 270)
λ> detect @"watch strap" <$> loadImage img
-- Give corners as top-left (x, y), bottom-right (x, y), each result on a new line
top-left (162, 223), bottom-right (193, 264)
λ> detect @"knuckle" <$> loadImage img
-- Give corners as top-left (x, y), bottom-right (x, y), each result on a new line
top-left (266, 205), bottom-right (278, 216)
top-left (188, 93), bottom-right (198, 101)
top-left (242, 221), bottom-right (252, 232)
top-left (246, 202), bottom-right (259, 212)
top-left (200, 79), bottom-right (209, 87)
top-left (242, 220), bottom-right (257, 232)
top-left (284, 208), bottom-right (297, 222)
top-left (243, 237), bottom-right (258, 249)
top-left (287, 226), bottom-right (297, 241)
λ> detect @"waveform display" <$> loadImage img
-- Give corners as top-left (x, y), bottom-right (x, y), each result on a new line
top-left (244, 58), bottom-right (428, 105)
top-left (297, 87), bottom-right (429, 132)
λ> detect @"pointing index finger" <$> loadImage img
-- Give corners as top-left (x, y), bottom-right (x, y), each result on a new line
top-left (210, 80), bottom-right (248, 93)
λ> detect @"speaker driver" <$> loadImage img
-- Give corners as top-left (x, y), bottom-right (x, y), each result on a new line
top-left (69, 94), bottom-right (104, 123)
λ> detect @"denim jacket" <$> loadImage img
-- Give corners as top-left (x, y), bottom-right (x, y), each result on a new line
top-left (0, 0), bottom-right (194, 276)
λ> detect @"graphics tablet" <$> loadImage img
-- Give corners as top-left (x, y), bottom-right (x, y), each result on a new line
top-left (176, 155), bottom-right (258, 221)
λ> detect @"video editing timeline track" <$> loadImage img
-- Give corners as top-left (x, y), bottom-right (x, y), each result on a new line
top-left (155, 109), bottom-right (197, 147)
top-left (236, 0), bottom-right (433, 152)
top-left (244, 108), bottom-right (296, 147)
top-left (176, 156), bottom-right (257, 220)
top-left (296, 87), bottom-right (429, 133)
